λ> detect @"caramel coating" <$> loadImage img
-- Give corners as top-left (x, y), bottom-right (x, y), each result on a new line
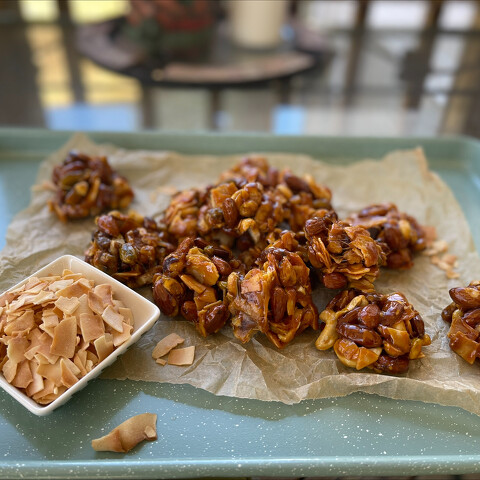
top-left (442, 281), bottom-right (480, 364)
top-left (305, 211), bottom-right (387, 292)
top-left (317, 289), bottom-right (430, 373)
top-left (153, 237), bottom-right (241, 337)
top-left (85, 211), bottom-right (174, 288)
top-left (49, 151), bottom-right (134, 222)
top-left (348, 203), bottom-right (426, 269)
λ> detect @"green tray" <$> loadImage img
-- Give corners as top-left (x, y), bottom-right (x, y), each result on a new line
top-left (1, 128), bottom-right (480, 479)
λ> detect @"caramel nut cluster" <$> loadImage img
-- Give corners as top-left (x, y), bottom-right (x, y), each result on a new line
top-left (152, 237), bottom-right (241, 337)
top-left (84, 211), bottom-right (175, 288)
top-left (348, 203), bottom-right (427, 269)
top-left (49, 151), bottom-right (134, 222)
top-left (305, 211), bottom-right (387, 292)
top-left (442, 281), bottom-right (480, 364)
top-left (317, 289), bottom-right (431, 373)
top-left (227, 241), bottom-right (318, 348)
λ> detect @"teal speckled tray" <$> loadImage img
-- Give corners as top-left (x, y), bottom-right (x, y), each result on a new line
top-left (1, 129), bottom-right (480, 479)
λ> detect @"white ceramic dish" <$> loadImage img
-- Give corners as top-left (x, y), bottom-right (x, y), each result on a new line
top-left (0, 255), bottom-right (160, 416)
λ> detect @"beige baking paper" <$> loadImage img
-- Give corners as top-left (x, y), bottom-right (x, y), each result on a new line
top-left (2, 133), bottom-right (480, 414)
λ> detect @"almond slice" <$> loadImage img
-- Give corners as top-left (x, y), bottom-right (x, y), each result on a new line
top-left (167, 346), bottom-right (195, 366)
top-left (155, 358), bottom-right (167, 366)
top-left (91, 413), bottom-right (157, 453)
top-left (152, 333), bottom-right (184, 360)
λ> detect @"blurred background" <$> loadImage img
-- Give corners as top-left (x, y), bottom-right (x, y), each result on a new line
top-left (1, 0), bottom-right (479, 137)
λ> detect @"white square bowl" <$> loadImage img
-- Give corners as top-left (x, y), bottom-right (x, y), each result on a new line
top-left (0, 255), bottom-right (160, 416)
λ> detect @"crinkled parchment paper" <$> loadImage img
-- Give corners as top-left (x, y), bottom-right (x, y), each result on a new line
top-left (2, 133), bottom-right (480, 414)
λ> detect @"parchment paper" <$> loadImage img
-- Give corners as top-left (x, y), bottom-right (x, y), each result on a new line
top-left (2, 133), bottom-right (480, 414)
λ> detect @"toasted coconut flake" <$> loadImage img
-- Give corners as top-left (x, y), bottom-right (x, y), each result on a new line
top-left (56, 281), bottom-right (90, 298)
top-left (102, 305), bottom-right (124, 333)
top-left (94, 333), bottom-right (114, 362)
top-left (4, 310), bottom-right (35, 336)
top-left (48, 279), bottom-right (74, 292)
top-left (32, 378), bottom-right (55, 401)
top-left (2, 359), bottom-right (17, 383)
top-left (87, 291), bottom-right (105, 315)
top-left (54, 296), bottom-right (80, 315)
top-left (167, 346), bottom-right (195, 366)
top-left (60, 358), bottom-right (79, 388)
top-left (32, 290), bottom-right (56, 305)
top-left (50, 316), bottom-right (77, 358)
top-left (0, 268), bottom-right (133, 405)
top-left (12, 360), bottom-right (33, 389)
top-left (73, 351), bottom-right (88, 376)
top-left (7, 337), bottom-right (29, 364)
top-left (94, 284), bottom-right (114, 307)
top-left (26, 366), bottom-right (44, 396)
top-left (118, 307), bottom-right (133, 326)
top-left (80, 313), bottom-right (105, 343)
top-left (62, 357), bottom-right (81, 377)
top-left (424, 239), bottom-right (448, 256)
top-left (37, 361), bottom-right (62, 386)
top-left (152, 333), bottom-right (185, 360)
top-left (113, 322), bottom-right (133, 347)
top-left (91, 413), bottom-right (157, 453)
top-left (25, 282), bottom-right (48, 295)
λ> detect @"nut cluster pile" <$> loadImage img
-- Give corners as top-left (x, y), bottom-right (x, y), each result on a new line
top-left (442, 281), bottom-right (480, 364)
top-left (49, 151), bottom-right (134, 222)
top-left (85, 210), bottom-right (175, 288)
top-left (82, 156), bottom-right (431, 368)
top-left (348, 203), bottom-right (427, 269)
top-left (316, 289), bottom-right (431, 373)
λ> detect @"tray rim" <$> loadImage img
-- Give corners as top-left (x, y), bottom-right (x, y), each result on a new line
top-left (2, 128), bottom-right (480, 478)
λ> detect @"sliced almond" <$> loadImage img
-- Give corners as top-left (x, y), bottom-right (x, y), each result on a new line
top-left (152, 333), bottom-right (184, 360)
top-left (155, 358), bottom-right (167, 366)
top-left (167, 346), bottom-right (195, 366)
top-left (91, 413), bottom-right (157, 453)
